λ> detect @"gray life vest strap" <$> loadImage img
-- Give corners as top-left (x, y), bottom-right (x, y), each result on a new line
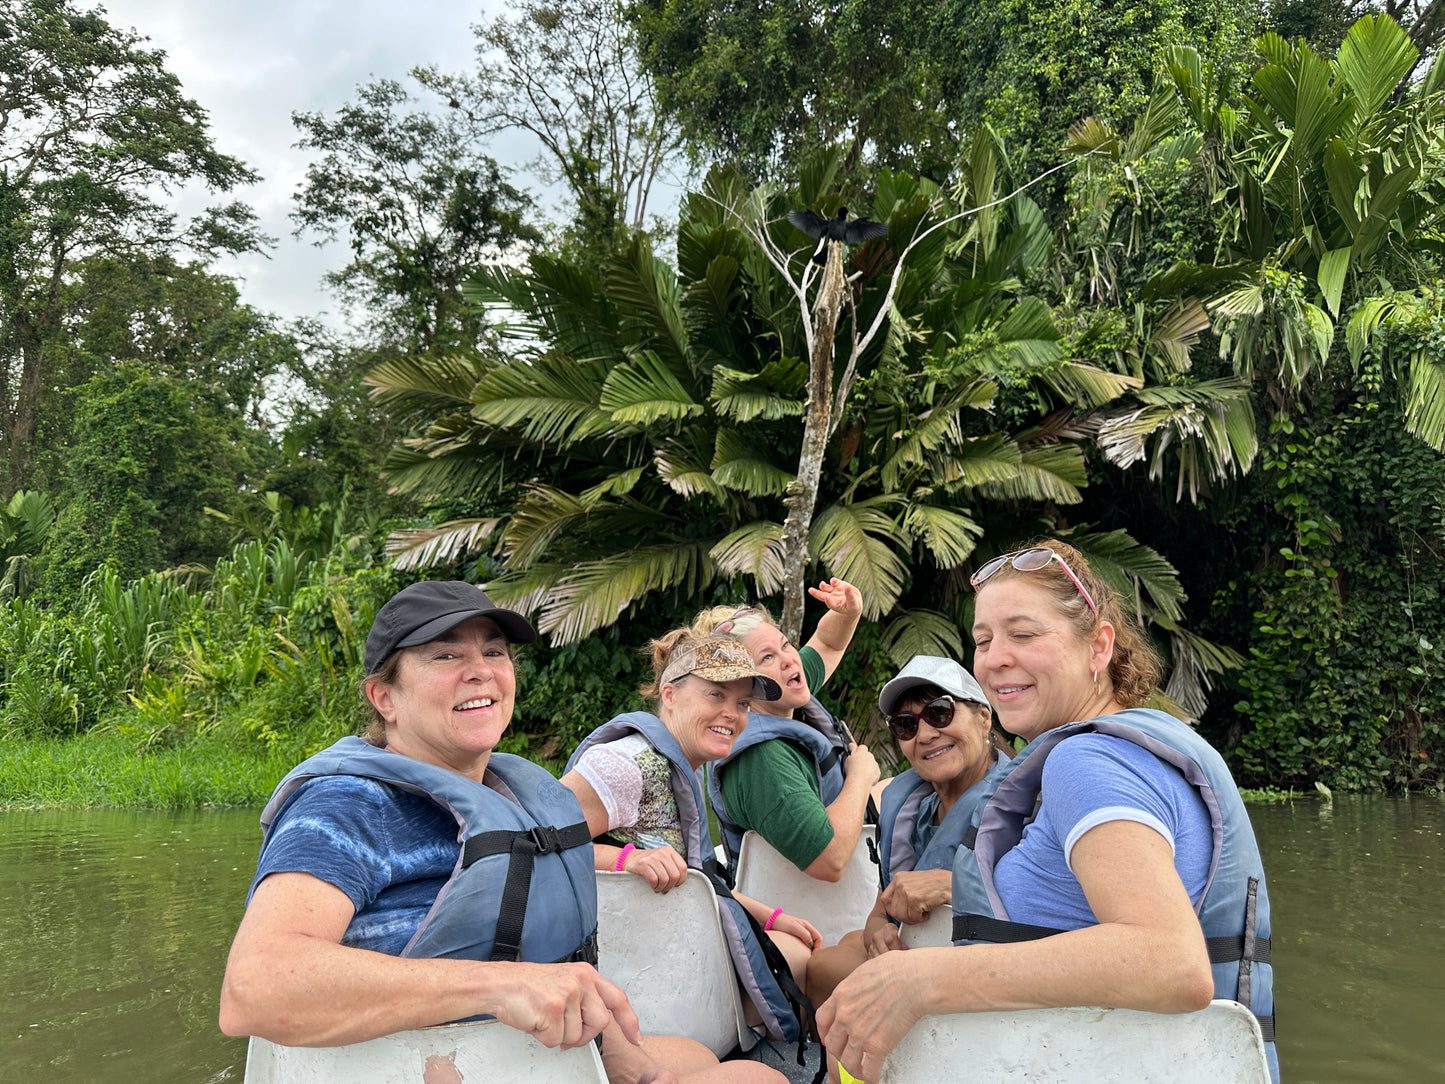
top-left (461, 820), bottom-right (593, 962)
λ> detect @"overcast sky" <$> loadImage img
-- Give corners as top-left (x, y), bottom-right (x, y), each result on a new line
top-left (92, 0), bottom-right (552, 329)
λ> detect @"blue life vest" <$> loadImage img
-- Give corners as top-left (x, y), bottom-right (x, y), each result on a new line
top-left (706, 697), bottom-right (851, 864)
top-left (950, 710), bottom-right (1278, 1083)
top-left (260, 736), bottom-right (598, 966)
top-left (567, 712), bottom-right (805, 1042)
top-left (876, 751), bottom-right (1008, 891)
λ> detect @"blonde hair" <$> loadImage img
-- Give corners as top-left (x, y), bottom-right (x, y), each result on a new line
top-left (640, 627), bottom-right (696, 699)
top-left (976, 539), bottom-right (1163, 708)
top-left (692, 602), bottom-right (777, 641)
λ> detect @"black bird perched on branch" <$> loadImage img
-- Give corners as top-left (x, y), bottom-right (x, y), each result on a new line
top-left (788, 206), bottom-right (888, 265)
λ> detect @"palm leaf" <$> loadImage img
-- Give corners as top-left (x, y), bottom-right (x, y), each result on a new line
top-left (1404, 354), bottom-right (1445, 451)
top-left (1337, 13), bottom-right (1418, 120)
top-left (1063, 527), bottom-right (1186, 622)
top-left (810, 500), bottom-right (909, 617)
top-left (386, 519), bottom-right (503, 571)
top-left (970, 443), bottom-right (1086, 503)
top-left (471, 351), bottom-right (616, 444)
top-left (605, 237), bottom-right (692, 376)
top-left (712, 428), bottom-right (795, 496)
top-left (710, 521), bottom-right (787, 594)
top-left (902, 503), bottom-right (984, 569)
top-left (581, 467), bottom-right (647, 503)
top-left (654, 431), bottom-right (725, 498)
top-left (879, 609), bottom-right (967, 667)
top-left (600, 349), bottom-right (705, 424)
top-left (500, 486), bottom-right (594, 569)
top-left (711, 360), bottom-right (809, 422)
top-left (535, 542), bottom-right (718, 644)
top-left (364, 353), bottom-right (489, 420)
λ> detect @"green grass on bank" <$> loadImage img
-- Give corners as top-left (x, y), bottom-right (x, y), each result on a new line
top-left (1238, 787), bottom-right (1303, 802)
top-left (0, 731), bottom-right (293, 810)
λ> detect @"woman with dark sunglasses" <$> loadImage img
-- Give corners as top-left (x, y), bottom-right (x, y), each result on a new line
top-left (816, 540), bottom-right (1277, 1084)
top-left (804, 655), bottom-right (1008, 1007)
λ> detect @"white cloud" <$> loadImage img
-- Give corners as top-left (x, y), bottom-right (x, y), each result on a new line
top-left (92, 0), bottom-right (540, 326)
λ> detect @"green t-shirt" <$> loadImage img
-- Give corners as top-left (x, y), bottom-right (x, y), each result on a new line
top-left (717, 646), bottom-right (836, 869)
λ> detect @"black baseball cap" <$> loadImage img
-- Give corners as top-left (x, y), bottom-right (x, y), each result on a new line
top-left (364, 581), bottom-right (537, 672)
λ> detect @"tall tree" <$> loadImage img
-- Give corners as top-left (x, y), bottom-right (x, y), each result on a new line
top-left (415, 0), bottom-right (681, 268)
top-left (291, 78), bottom-right (540, 355)
top-left (628, 0), bottom-right (952, 182)
top-left (0, 0), bottom-right (265, 493)
top-left (368, 153), bottom-right (1239, 713)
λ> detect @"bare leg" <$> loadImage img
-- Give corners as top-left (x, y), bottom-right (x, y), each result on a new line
top-left (805, 928), bottom-right (867, 1005)
top-left (768, 928), bottom-right (812, 990)
top-left (636, 1034), bottom-right (787, 1082)
top-left (869, 779), bottom-right (891, 808)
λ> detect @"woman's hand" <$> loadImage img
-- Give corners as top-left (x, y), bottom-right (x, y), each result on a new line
top-left (808, 577), bottom-right (862, 618)
top-left (769, 911), bottom-right (824, 952)
top-left (863, 921), bottom-right (906, 958)
top-left (880, 869), bottom-right (951, 925)
top-left (817, 953), bottom-right (925, 1083)
top-left (621, 844), bottom-right (689, 893)
top-left (489, 961), bottom-right (641, 1050)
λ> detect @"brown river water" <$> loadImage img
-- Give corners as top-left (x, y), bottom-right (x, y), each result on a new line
top-left (1, 795), bottom-right (1441, 1082)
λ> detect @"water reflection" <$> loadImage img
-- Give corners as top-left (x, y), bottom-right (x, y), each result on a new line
top-left (0, 808), bottom-right (258, 1083)
top-left (1253, 795), bottom-right (1445, 1082)
top-left (0, 797), bottom-right (1441, 1082)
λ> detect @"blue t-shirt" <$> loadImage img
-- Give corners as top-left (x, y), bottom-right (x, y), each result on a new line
top-left (249, 775), bottom-right (461, 956)
top-left (993, 733), bottom-right (1211, 930)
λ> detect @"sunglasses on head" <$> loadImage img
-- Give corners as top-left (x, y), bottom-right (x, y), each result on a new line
top-left (969, 546), bottom-right (1098, 613)
top-left (713, 607), bottom-right (756, 636)
top-left (886, 696), bottom-right (959, 742)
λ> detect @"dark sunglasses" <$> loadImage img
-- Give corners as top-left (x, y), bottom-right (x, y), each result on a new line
top-left (886, 696), bottom-right (958, 742)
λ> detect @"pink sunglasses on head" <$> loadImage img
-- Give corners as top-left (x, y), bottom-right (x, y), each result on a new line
top-left (970, 547), bottom-right (1098, 613)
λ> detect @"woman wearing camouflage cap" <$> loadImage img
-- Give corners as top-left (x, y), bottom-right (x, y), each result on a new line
top-left (563, 630), bottom-right (823, 1042)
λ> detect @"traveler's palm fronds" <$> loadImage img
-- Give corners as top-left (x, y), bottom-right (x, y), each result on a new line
top-left (371, 148), bottom-right (1224, 731)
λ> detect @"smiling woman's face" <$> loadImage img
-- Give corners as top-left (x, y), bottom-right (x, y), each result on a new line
top-left (897, 692), bottom-right (995, 788)
top-left (366, 615), bottom-right (515, 779)
top-left (660, 675), bottom-right (754, 769)
top-left (971, 577), bottom-right (1109, 742)
top-left (739, 624), bottom-right (809, 713)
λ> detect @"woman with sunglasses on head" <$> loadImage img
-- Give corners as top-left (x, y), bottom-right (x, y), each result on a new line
top-left (561, 631), bottom-right (824, 1045)
top-left (804, 655), bottom-right (1009, 1007)
top-left (696, 580), bottom-right (883, 882)
top-left (817, 541), bottom-right (1277, 1084)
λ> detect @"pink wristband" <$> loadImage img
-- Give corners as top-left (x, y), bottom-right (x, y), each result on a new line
top-left (614, 843), bottom-right (635, 871)
top-left (764, 906), bottom-right (784, 932)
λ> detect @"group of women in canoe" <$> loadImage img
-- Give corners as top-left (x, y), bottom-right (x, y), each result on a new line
top-left (219, 539), bottom-right (1276, 1084)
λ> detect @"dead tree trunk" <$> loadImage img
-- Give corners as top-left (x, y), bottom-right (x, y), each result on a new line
top-left (778, 240), bottom-right (846, 644)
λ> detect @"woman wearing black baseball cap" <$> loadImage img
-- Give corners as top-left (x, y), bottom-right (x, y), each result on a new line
top-left (220, 581), bottom-right (783, 1084)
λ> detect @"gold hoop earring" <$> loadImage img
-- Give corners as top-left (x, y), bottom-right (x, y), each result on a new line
top-left (1092, 668), bottom-right (1100, 694)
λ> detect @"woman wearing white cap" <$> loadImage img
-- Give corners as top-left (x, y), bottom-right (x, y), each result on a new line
top-left (220, 580), bottom-right (782, 1084)
top-left (804, 655), bottom-right (1008, 1005)
top-left (562, 629), bottom-right (824, 1043)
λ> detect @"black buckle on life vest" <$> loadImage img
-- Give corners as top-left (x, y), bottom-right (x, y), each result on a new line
top-left (527, 824), bottom-right (563, 854)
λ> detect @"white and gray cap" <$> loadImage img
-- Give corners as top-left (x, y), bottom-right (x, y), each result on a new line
top-left (878, 654), bottom-right (989, 715)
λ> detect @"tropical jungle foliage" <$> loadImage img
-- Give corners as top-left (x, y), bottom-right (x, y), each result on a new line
top-left (1, 0), bottom-right (1442, 804)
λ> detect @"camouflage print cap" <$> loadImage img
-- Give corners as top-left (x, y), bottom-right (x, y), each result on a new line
top-left (660, 635), bottom-right (782, 701)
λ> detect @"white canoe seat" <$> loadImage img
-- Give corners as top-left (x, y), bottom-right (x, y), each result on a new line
top-left (243, 1017), bottom-right (608, 1084)
top-left (897, 908), bottom-right (953, 949)
top-left (733, 826), bottom-right (878, 948)
top-left (594, 868), bottom-right (755, 1057)
top-left (880, 999), bottom-right (1271, 1084)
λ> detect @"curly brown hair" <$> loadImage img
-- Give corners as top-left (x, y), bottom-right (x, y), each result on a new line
top-left (973, 539), bottom-right (1162, 708)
